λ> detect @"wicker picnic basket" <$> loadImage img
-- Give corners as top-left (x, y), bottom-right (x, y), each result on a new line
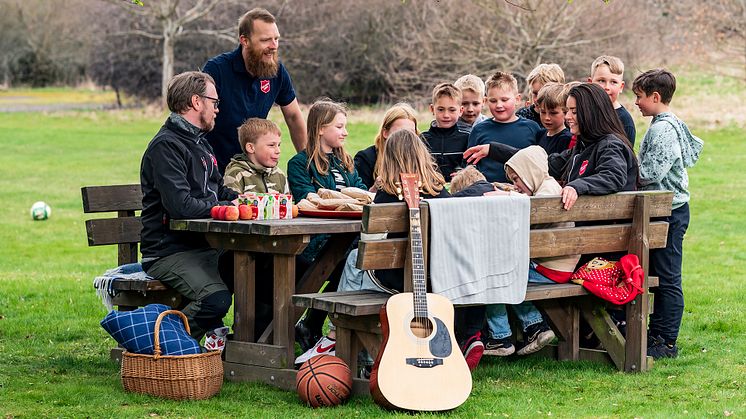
top-left (120, 310), bottom-right (223, 400)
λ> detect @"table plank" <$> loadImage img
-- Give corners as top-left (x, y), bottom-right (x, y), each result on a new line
top-left (171, 217), bottom-right (361, 236)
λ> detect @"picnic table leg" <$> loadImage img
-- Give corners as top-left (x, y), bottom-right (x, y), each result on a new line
top-left (233, 251), bottom-right (256, 342)
top-left (540, 300), bottom-right (580, 361)
top-left (293, 233), bottom-right (357, 323)
top-left (274, 254), bottom-right (296, 362)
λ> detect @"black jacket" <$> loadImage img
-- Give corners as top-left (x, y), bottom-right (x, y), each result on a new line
top-left (140, 117), bottom-right (238, 261)
top-left (489, 133), bottom-right (637, 195)
top-left (353, 145), bottom-right (377, 189)
top-left (421, 121), bottom-right (470, 180)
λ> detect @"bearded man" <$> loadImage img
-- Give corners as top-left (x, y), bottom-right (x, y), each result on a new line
top-left (203, 8), bottom-right (307, 174)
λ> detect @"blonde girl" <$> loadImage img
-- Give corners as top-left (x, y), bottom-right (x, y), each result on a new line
top-left (354, 103), bottom-right (419, 189)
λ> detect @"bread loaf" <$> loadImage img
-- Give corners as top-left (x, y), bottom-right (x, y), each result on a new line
top-left (341, 187), bottom-right (374, 204)
top-left (317, 198), bottom-right (360, 210)
top-left (335, 202), bottom-right (363, 212)
top-left (318, 188), bottom-right (348, 200)
top-left (297, 199), bottom-right (318, 211)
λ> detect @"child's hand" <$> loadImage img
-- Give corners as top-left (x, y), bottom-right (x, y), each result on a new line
top-left (463, 144), bottom-right (489, 165)
top-left (561, 186), bottom-right (578, 210)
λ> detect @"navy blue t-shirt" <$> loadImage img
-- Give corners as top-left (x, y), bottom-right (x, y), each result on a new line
top-left (536, 127), bottom-right (572, 155)
top-left (203, 46), bottom-right (297, 173)
top-left (467, 117), bottom-right (542, 182)
top-left (616, 105), bottom-right (636, 146)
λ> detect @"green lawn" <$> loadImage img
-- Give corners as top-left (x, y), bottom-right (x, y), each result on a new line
top-left (0, 108), bottom-right (744, 418)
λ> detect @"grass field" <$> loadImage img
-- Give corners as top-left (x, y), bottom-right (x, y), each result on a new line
top-left (0, 94), bottom-right (744, 417)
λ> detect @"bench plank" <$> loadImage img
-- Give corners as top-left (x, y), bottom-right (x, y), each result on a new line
top-left (81, 185), bottom-right (142, 213)
top-left (357, 223), bottom-right (668, 270)
top-left (292, 277), bottom-right (660, 316)
top-left (362, 191), bottom-right (674, 234)
top-left (85, 217), bottom-right (142, 246)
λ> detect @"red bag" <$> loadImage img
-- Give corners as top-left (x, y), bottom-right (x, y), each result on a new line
top-left (570, 255), bottom-right (644, 305)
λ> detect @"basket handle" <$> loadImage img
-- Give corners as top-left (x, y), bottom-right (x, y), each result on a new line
top-left (153, 309), bottom-right (191, 359)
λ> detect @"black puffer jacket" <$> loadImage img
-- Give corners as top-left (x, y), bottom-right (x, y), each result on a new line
top-left (421, 121), bottom-right (470, 180)
top-left (140, 117), bottom-right (237, 261)
top-left (489, 133), bottom-right (637, 194)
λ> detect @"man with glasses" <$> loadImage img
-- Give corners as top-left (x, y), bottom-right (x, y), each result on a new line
top-left (140, 71), bottom-right (238, 352)
top-left (204, 7), bottom-right (307, 174)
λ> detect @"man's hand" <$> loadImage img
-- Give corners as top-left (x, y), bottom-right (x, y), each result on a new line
top-left (463, 144), bottom-right (489, 165)
top-left (561, 186), bottom-right (578, 210)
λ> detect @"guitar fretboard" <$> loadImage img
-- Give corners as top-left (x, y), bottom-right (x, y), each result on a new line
top-left (409, 208), bottom-right (428, 318)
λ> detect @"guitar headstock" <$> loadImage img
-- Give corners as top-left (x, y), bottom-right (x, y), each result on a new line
top-left (399, 173), bottom-right (421, 209)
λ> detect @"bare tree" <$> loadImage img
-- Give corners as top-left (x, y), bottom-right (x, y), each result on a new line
top-left (115, 0), bottom-right (238, 101)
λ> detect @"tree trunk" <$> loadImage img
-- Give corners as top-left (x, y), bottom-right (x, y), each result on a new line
top-left (162, 32), bottom-right (174, 107)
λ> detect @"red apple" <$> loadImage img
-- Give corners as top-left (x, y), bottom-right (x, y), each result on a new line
top-left (224, 205), bottom-right (239, 221)
top-left (217, 206), bottom-right (228, 220)
top-left (210, 206), bottom-right (221, 220)
top-left (238, 204), bottom-right (251, 220)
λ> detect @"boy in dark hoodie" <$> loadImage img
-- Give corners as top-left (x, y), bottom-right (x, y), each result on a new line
top-left (223, 118), bottom-right (290, 194)
top-left (421, 83), bottom-right (471, 181)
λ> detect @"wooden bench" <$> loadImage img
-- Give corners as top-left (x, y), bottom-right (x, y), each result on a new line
top-left (82, 184), bottom-right (182, 360)
top-left (294, 190), bottom-right (673, 384)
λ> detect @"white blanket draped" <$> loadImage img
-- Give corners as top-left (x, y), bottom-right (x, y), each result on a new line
top-left (426, 194), bottom-right (530, 304)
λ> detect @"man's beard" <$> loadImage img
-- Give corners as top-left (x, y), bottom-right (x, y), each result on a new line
top-left (245, 44), bottom-right (279, 78)
top-left (199, 110), bottom-right (215, 133)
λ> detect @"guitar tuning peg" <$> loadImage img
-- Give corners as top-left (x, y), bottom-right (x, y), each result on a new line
top-left (397, 193), bottom-right (403, 201)
top-left (396, 186), bottom-right (402, 194)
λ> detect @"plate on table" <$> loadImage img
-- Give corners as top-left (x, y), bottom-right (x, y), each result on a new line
top-left (298, 209), bottom-right (363, 219)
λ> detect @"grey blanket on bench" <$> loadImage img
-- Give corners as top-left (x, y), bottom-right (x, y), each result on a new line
top-left (426, 194), bottom-right (530, 304)
top-left (93, 263), bottom-right (152, 311)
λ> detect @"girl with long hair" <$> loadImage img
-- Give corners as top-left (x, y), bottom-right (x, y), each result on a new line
top-left (354, 103), bottom-right (419, 189)
top-left (287, 99), bottom-right (367, 200)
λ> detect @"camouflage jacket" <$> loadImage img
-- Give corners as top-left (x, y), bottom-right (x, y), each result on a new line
top-left (223, 154), bottom-right (290, 195)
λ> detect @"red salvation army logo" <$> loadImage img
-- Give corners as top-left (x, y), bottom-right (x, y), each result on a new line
top-left (579, 160), bottom-right (589, 175)
top-left (260, 80), bottom-right (270, 94)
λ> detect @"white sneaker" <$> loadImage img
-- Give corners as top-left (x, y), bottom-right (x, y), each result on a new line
top-left (295, 336), bottom-right (335, 365)
top-left (204, 326), bottom-right (230, 352)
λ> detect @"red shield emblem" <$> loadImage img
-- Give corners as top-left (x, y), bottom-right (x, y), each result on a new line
top-left (260, 80), bottom-right (270, 94)
top-left (579, 160), bottom-right (589, 175)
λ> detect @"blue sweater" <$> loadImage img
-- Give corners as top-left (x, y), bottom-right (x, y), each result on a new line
top-left (467, 117), bottom-right (542, 182)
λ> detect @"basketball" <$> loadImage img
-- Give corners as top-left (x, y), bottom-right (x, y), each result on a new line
top-left (30, 201), bottom-right (51, 221)
top-left (296, 355), bottom-right (353, 407)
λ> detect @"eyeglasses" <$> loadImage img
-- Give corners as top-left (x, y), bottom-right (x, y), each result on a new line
top-left (199, 94), bottom-right (220, 110)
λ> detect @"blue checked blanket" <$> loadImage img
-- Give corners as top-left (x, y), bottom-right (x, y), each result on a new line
top-left (100, 304), bottom-right (201, 355)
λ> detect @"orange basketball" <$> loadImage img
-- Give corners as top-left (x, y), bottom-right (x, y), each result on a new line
top-left (296, 355), bottom-right (353, 407)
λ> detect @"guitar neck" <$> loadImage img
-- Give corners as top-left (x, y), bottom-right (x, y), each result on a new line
top-left (409, 207), bottom-right (428, 318)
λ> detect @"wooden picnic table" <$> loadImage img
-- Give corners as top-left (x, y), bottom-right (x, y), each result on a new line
top-left (170, 216), bottom-right (360, 388)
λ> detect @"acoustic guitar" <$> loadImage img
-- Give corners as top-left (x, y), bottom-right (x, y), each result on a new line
top-left (369, 173), bottom-right (472, 411)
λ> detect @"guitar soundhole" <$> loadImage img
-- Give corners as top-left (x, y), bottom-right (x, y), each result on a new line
top-left (409, 318), bottom-right (433, 338)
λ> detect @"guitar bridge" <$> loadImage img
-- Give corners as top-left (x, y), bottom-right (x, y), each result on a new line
top-left (405, 358), bottom-right (444, 368)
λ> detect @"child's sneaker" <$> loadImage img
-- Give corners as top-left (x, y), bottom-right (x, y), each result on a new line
top-left (484, 336), bottom-right (515, 356)
top-left (647, 335), bottom-right (678, 359)
top-left (204, 326), bottom-right (230, 352)
top-left (516, 321), bottom-right (555, 356)
top-left (460, 331), bottom-right (484, 372)
top-left (294, 336), bottom-right (335, 366)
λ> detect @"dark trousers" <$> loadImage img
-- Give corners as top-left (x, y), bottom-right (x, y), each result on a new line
top-left (649, 203), bottom-right (690, 343)
top-left (145, 248), bottom-right (234, 339)
top-left (455, 306), bottom-right (486, 344)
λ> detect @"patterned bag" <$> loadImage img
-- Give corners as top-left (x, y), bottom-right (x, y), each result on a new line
top-left (570, 255), bottom-right (644, 305)
top-left (100, 304), bottom-right (201, 355)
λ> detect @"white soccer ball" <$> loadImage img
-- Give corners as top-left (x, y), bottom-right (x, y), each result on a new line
top-left (30, 201), bottom-right (51, 221)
